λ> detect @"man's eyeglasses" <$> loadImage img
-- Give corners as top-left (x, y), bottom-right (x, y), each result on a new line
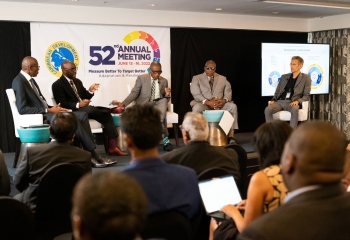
top-left (29, 65), bottom-right (40, 69)
top-left (205, 67), bottom-right (216, 71)
top-left (63, 67), bottom-right (78, 72)
top-left (151, 70), bottom-right (162, 74)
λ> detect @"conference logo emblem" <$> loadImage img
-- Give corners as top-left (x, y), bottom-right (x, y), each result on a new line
top-left (268, 71), bottom-right (281, 87)
top-left (307, 64), bottom-right (323, 89)
top-left (45, 41), bottom-right (80, 77)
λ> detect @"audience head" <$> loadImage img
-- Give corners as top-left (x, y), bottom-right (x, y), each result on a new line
top-left (71, 171), bottom-right (148, 240)
top-left (281, 121), bottom-right (347, 191)
top-left (181, 112), bottom-right (209, 144)
top-left (252, 120), bottom-right (293, 169)
top-left (150, 61), bottom-right (162, 80)
top-left (120, 104), bottom-right (162, 150)
top-left (204, 60), bottom-right (216, 77)
top-left (49, 112), bottom-right (77, 142)
top-left (21, 56), bottom-right (40, 77)
top-left (61, 61), bottom-right (77, 79)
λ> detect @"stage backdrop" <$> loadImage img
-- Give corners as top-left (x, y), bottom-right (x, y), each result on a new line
top-left (31, 23), bottom-right (170, 106)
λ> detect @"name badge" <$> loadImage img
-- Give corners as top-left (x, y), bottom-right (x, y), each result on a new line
top-left (286, 92), bottom-right (291, 99)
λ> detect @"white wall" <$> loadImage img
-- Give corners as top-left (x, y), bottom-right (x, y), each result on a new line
top-left (308, 13), bottom-right (350, 32)
top-left (0, 1), bottom-right (308, 32)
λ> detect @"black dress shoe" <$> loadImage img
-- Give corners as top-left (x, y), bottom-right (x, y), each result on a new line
top-left (163, 142), bottom-right (173, 151)
top-left (228, 137), bottom-right (238, 145)
top-left (91, 158), bottom-right (108, 168)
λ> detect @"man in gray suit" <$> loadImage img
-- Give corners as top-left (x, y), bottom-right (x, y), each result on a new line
top-left (238, 121), bottom-right (350, 240)
top-left (112, 61), bottom-right (173, 151)
top-left (190, 60), bottom-right (238, 142)
top-left (13, 112), bottom-right (91, 210)
top-left (264, 56), bottom-right (311, 128)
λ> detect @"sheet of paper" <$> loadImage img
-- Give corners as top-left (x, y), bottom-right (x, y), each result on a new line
top-left (219, 111), bottom-right (234, 135)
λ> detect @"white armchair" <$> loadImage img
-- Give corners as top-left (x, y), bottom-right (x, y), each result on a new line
top-left (6, 89), bottom-right (43, 167)
top-left (272, 101), bottom-right (309, 122)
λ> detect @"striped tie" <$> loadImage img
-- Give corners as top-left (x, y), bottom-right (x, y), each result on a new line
top-left (209, 76), bottom-right (214, 91)
top-left (30, 78), bottom-right (48, 107)
top-left (150, 79), bottom-right (156, 101)
top-left (69, 80), bottom-right (82, 102)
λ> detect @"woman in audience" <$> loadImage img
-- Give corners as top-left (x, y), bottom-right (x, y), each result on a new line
top-left (212, 120), bottom-right (291, 239)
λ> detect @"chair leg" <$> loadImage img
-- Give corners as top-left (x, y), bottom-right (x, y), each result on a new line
top-left (173, 123), bottom-right (179, 147)
top-left (102, 129), bottom-right (109, 155)
top-left (13, 137), bottom-right (21, 168)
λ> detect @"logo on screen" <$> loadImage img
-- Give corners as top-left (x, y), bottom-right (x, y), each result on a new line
top-left (268, 71), bottom-right (281, 87)
top-left (45, 41), bottom-right (80, 77)
top-left (307, 64), bottom-right (323, 89)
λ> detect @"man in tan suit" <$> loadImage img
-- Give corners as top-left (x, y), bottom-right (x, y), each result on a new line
top-left (190, 60), bottom-right (238, 142)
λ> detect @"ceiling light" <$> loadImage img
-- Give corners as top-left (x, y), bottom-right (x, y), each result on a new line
top-left (70, 0), bottom-right (78, 2)
top-left (148, 3), bottom-right (156, 7)
top-left (216, 8), bottom-right (222, 11)
top-left (272, 11), bottom-right (279, 14)
top-left (260, 0), bottom-right (350, 10)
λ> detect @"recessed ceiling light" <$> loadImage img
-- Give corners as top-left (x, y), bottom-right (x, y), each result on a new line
top-left (104, 1), bottom-right (108, 3)
top-left (148, 3), bottom-right (156, 7)
top-left (70, 0), bottom-right (78, 2)
top-left (272, 11), bottom-right (279, 14)
top-left (216, 8), bottom-right (222, 11)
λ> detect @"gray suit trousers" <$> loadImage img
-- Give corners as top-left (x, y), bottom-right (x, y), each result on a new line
top-left (264, 100), bottom-right (299, 128)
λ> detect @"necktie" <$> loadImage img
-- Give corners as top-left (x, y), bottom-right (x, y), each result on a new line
top-left (150, 79), bottom-right (156, 101)
top-left (209, 77), bottom-right (214, 91)
top-left (30, 78), bottom-right (48, 107)
top-left (69, 80), bottom-right (82, 102)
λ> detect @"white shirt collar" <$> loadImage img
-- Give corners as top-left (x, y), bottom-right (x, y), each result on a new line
top-left (21, 70), bottom-right (32, 81)
top-left (63, 75), bottom-right (72, 82)
top-left (284, 185), bottom-right (321, 203)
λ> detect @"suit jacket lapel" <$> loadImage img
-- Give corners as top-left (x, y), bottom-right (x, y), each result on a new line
top-left (294, 73), bottom-right (302, 88)
top-left (202, 73), bottom-right (211, 89)
top-left (61, 76), bottom-right (78, 100)
top-left (212, 73), bottom-right (218, 91)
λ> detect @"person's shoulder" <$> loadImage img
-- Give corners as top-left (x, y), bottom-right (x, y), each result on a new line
top-left (215, 73), bottom-right (226, 78)
top-left (192, 73), bottom-right (204, 79)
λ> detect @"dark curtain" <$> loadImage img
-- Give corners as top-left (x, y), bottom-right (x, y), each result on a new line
top-left (170, 28), bottom-right (308, 133)
top-left (0, 22), bottom-right (31, 152)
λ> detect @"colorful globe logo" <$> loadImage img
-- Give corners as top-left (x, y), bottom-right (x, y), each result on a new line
top-left (45, 41), bottom-right (80, 77)
top-left (123, 31), bottom-right (160, 72)
top-left (268, 71), bottom-right (281, 87)
top-left (307, 64), bottom-right (323, 89)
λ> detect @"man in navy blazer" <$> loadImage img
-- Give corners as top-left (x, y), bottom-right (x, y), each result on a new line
top-left (52, 61), bottom-right (126, 157)
top-left (238, 121), bottom-right (350, 240)
top-left (12, 56), bottom-right (110, 168)
top-left (265, 56), bottom-right (311, 128)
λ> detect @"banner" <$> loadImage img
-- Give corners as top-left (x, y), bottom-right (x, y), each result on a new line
top-left (31, 23), bottom-right (170, 106)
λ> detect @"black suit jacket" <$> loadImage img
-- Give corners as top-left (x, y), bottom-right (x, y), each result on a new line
top-left (12, 72), bottom-right (50, 114)
top-left (161, 141), bottom-right (241, 184)
top-left (238, 183), bottom-right (350, 240)
top-left (52, 75), bottom-right (94, 110)
top-left (13, 141), bottom-right (91, 209)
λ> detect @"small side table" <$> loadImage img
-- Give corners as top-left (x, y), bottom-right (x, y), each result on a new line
top-left (202, 110), bottom-right (227, 146)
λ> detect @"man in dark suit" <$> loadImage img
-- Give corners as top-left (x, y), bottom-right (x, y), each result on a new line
top-left (52, 60), bottom-right (126, 157)
top-left (112, 61), bottom-right (173, 151)
top-left (120, 104), bottom-right (204, 235)
top-left (265, 56), bottom-right (311, 128)
top-left (238, 121), bottom-right (350, 240)
top-left (12, 56), bottom-right (111, 168)
top-left (162, 112), bottom-right (241, 185)
top-left (190, 60), bottom-right (238, 142)
top-left (13, 112), bottom-right (92, 210)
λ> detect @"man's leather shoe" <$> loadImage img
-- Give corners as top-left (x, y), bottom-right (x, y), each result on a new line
top-left (163, 143), bottom-right (173, 151)
top-left (228, 137), bottom-right (238, 145)
top-left (91, 158), bottom-right (108, 168)
top-left (103, 158), bottom-right (118, 166)
top-left (109, 147), bottom-right (128, 156)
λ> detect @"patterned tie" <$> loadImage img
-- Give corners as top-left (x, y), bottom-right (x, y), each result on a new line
top-left (150, 79), bottom-right (156, 101)
top-left (69, 80), bottom-right (82, 102)
top-left (29, 78), bottom-right (48, 107)
top-left (209, 76), bottom-right (214, 91)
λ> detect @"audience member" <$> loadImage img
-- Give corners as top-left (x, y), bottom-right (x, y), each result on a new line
top-left (52, 60), bottom-right (126, 158)
top-left (13, 112), bottom-right (91, 210)
top-left (190, 60), bottom-right (238, 142)
top-left (265, 56), bottom-right (311, 128)
top-left (71, 171), bottom-right (147, 240)
top-left (0, 150), bottom-right (10, 196)
top-left (238, 121), bottom-right (350, 240)
top-left (212, 120), bottom-right (291, 239)
top-left (12, 56), bottom-right (110, 168)
top-left (112, 61), bottom-right (173, 151)
top-left (120, 104), bottom-right (204, 233)
top-left (162, 112), bottom-right (240, 184)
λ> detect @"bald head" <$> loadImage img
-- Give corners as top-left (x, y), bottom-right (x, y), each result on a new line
top-left (21, 56), bottom-right (39, 77)
top-left (282, 121), bottom-right (347, 189)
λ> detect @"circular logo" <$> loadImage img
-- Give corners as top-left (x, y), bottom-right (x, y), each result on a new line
top-left (123, 31), bottom-right (161, 72)
top-left (268, 71), bottom-right (281, 87)
top-left (307, 64), bottom-right (323, 89)
top-left (45, 41), bottom-right (80, 77)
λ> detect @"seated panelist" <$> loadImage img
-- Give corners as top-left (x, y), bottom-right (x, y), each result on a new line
top-left (52, 60), bottom-right (127, 159)
top-left (190, 60), bottom-right (238, 143)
